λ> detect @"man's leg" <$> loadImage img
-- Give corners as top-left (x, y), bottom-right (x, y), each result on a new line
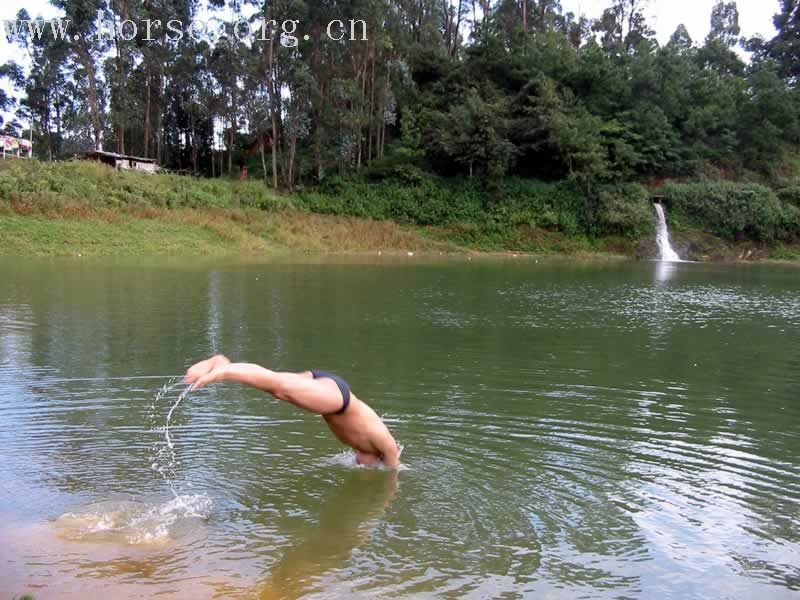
top-left (264, 371), bottom-right (346, 415)
top-left (189, 362), bottom-right (346, 415)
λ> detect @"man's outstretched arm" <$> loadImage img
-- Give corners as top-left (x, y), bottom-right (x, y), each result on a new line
top-left (185, 356), bottom-right (344, 415)
top-left (378, 437), bottom-right (401, 468)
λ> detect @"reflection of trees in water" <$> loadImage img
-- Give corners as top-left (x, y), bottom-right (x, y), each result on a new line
top-left (0, 303), bottom-right (33, 369)
top-left (207, 270), bottom-right (224, 355)
top-left (259, 468), bottom-right (398, 600)
top-left (0, 302), bottom-right (34, 408)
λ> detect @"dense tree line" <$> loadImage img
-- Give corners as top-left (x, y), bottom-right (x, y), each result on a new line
top-left (2, 0), bottom-right (800, 192)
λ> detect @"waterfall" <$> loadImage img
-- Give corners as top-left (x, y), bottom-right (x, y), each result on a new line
top-left (653, 203), bottom-right (681, 262)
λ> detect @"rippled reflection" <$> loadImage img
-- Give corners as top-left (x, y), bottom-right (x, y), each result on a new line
top-left (655, 259), bottom-right (677, 283)
top-left (259, 468), bottom-right (398, 599)
top-left (0, 257), bottom-right (799, 598)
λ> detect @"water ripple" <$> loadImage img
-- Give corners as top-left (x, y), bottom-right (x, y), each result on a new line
top-left (1, 260), bottom-right (799, 598)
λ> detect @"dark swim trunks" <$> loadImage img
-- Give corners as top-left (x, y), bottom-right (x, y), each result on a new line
top-left (311, 370), bottom-right (351, 415)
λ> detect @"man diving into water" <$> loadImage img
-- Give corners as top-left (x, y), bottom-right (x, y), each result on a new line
top-left (185, 355), bottom-right (401, 468)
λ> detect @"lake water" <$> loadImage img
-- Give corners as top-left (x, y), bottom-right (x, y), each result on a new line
top-left (0, 256), bottom-right (798, 599)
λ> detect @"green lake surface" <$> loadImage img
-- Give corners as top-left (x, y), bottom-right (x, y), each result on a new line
top-left (0, 256), bottom-right (798, 599)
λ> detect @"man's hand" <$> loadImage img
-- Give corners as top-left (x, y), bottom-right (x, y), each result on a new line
top-left (185, 355), bottom-right (231, 387)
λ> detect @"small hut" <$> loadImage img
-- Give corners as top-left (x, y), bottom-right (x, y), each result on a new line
top-left (0, 135), bottom-right (33, 159)
top-left (80, 150), bottom-right (160, 174)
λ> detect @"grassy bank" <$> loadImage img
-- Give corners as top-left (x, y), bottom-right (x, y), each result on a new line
top-left (0, 160), bottom-right (605, 257)
top-left (0, 160), bottom-right (457, 256)
top-left (0, 205), bottom-right (455, 257)
top-left (295, 167), bottom-right (800, 258)
top-left (0, 159), bottom-right (797, 259)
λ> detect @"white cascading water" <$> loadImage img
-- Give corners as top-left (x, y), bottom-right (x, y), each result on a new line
top-left (654, 203), bottom-right (681, 262)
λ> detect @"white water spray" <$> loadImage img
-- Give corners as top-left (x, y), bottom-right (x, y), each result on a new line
top-left (149, 378), bottom-right (194, 495)
top-left (55, 494), bottom-right (212, 544)
top-left (654, 203), bottom-right (681, 262)
top-left (55, 377), bottom-right (211, 545)
top-left (165, 384), bottom-right (193, 450)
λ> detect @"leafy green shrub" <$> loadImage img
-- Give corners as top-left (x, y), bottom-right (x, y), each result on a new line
top-left (298, 176), bottom-right (486, 225)
top-left (779, 203), bottom-right (800, 241)
top-left (298, 191), bottom-right (350, 215)
top-left (485, 178), bottom-right (586, 233)
top-left (777, 185), bottom-right (800, 207)
top-left (594, 183), bottom-right (655, 238)
top-left (558, 211), bottom-right (580, 236)
top-left (298, 175), bottom-right (588, 236)
top-left (660, 181), bottom-right (785, 241)
top-left (0, 159), bottom-right (293, 212)
top-left (365, 154), bottom-right (429, 185)
top-left (318, 174), bottom-right (349, 196)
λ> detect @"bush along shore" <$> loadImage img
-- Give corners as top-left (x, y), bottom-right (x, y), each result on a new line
top-left (0, 159), bottom-right (798, 260)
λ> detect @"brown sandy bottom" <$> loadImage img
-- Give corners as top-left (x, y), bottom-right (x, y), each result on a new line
top-left (1, 507), bottom-right (388, 600)
top-left (0, 515), bottom-right (257, 599)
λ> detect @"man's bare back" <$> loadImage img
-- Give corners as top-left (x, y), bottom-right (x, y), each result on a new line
top-left (185, 355), bottom-right (400, 467)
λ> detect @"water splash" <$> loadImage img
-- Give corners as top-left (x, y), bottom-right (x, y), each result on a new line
top-left (149, 378), bottom-right (194, 495)
top-left (55, 494), bottom-right (212, 545)
top-left (54, 378), bottom-right (211, 545)
top-left (654, 203), bottom-right (681, 262)
top-left (166, 384), bottom-right (193, 450)
top-left (320, 446), bottom-right (409, 471)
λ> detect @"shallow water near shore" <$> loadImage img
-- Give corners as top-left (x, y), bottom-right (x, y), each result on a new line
top-left (0, 256), bottom-right (798, 598)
